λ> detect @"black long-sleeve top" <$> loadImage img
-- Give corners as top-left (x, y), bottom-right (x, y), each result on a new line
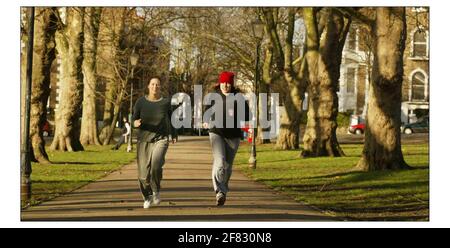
top-left (204, 90), bottom-right (250, 139)
top-left (132, 96), bottom-right (177, 143)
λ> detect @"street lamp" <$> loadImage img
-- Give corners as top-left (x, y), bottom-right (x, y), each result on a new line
top-left (177, 48), bottom-right (183, 75)
top-left (127, 49), bottom-right (139, 152)
top-left (249, 17), bottom-right (264, 169)
top-left (175, 48), bottom-right (183, 98)
top-left (21, 7), bottom-right (35, 206)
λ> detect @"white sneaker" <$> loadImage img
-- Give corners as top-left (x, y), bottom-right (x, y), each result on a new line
top-left (152, 192), bottom-right (161, 205)
top-left (143, 198), bottom-right (152, 209)
top-left (216, 192), bottom-right (226, 206)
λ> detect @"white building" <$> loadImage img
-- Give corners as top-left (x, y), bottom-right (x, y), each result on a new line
top-left (338, 7), bottom-right (429, 124)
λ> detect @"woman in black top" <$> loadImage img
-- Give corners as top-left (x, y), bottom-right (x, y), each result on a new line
top-left (204, 71), bottom-right (249, 206)
top-left (132, 77), bottom-right (177, 209)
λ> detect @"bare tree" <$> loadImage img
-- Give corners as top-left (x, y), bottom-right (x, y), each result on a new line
top-left (21, 8), bottom-right (58, 162)
top-left (355, 7), bottom-right (411, 171)
top-left (80, 7), bottom-right (102, 146)
top-left (301, 7), bottom-right (350, 157)
top-left (50, 7), bottom-right (85, 151)
top-left (97, 7), bottom-right (183, 145)
top-left (97, 8), bottom-right (128, 145)
top-left (171, 8), bottom-right (219, 90)
top-left (261, 7), bottom-right (308, 150)
top-left (174, 7), bottom-right (306, 148)
top-left (166, 7), bottom-right (260, 136)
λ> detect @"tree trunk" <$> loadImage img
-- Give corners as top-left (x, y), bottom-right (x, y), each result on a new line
top-left (356, 7), bottom-right (410, 171)
top-left (262, 8), bottom-right (306, 150)
top-left (80, 7), bottom-right (102, 146)
top-left (275, 72), bottom-right (306, 150)
top-left (98, 8), bottom-right (127, 145)
top-left (50, 7), bottom-right (85, 152)
top-left (98, 86), bottom-right (115, 144)
top-left (27, 8), bottom-right (58, 163)
top-left (275, 92), bottom-right (302, 150)
top-left (104, 96), bottom-right (123, 145)
top-left (301, 8), bottom-right (349, 157)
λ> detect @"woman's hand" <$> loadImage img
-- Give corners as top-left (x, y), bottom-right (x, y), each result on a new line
top-left (134, 119), bottom-right (142, 128)
top-left (202, 122), bottom-right (209, 129)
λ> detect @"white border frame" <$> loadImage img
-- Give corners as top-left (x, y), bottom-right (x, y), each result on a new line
top-left (5, 0), bottom-right (450, 229)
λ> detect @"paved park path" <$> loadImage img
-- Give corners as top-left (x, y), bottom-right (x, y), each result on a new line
top-left (21, 136), bottom-right (335, 221)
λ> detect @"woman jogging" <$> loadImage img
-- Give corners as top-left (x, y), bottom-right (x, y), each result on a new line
top-left (133, 77), bottom-right (177, 209)
top-left (204, 71), bottom-right (249, 206)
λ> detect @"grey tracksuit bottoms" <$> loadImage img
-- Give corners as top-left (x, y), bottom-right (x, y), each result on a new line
top-left (137, 139), bottom-right (169, 199)
top-left (209, 132), bottom-right (241, 195)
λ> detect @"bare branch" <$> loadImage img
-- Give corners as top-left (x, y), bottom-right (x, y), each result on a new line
top-left (334, 7), bottom-right (374, 27)
top-left (201, 33), bottom-right (253, 66)
top-left (261, 7), bottom-right (285, 70)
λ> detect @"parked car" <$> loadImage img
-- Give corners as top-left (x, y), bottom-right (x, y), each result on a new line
top-left (402, 116), bottom-right (429, 134)
top-left (348, 123), bottom-right (365, 135)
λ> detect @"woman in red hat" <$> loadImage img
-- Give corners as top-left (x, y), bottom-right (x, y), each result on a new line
top-left (203, 71), bottom-right (250, 206)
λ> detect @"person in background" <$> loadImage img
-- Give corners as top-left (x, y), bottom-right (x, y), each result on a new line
top-left (111, 117), bottom-right (130, 150)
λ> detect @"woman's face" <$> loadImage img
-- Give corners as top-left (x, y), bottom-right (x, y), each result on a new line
top-left (220, 83), bottom-right (232, 94)
top-left (148, 78), bottom-right (161, 95)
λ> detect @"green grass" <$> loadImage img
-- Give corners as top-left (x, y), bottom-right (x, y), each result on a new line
top-left (235, 143), bottom-right (429, 221)
top-left (28, 145), bottom-right (136, 207)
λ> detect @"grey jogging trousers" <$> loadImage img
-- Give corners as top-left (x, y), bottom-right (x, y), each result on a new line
top-left (137, 138), bottom-right (169, 199)
top-left (209, 132), bottom-right (241, 194)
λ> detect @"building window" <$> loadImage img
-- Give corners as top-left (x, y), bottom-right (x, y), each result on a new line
top-left (346, 68), bottom-right (356, 93)
top-left (347, 27), bottom-right (357, 50)
top-left (411, 71), bottom-right (427, 101)
top-left (411, 28), bottom-right (428, 58)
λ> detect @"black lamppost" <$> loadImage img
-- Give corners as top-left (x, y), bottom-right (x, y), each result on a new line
top-left (177, 48), bottom-right (183, 93)
top-left (127, 49), bottom-right (139, 152)
top-left (21, 7), bottom-right (35, 206)
top-left (249, 17), bottom-right (264, 169)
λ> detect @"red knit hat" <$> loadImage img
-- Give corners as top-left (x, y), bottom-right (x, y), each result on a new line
top-left (217, 71), bottom-right (235, 86)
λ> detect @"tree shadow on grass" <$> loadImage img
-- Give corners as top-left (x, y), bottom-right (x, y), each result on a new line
top-left (345, 215), bottom-right (429, 221)
top-left (407, 165), bottom-right (429, 170)
top-left (236, 159), bottom-right (301, 166)
top-left (302, 170), bottom-right (363, 180)
top-left (262, 179), bottom-right (429, 192)
top-left (300, 165), bottom-right (428, 182)
top-left (33, 180), bottom-right (94, 184)
top-left (52, 162), bottom-right (99, 165)
top-left (325, 204), bottom-right (429, 214)
top-left (267, 179), bottom-right (429, 221)
top-left (335, 169), bottom-right (429, 185)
